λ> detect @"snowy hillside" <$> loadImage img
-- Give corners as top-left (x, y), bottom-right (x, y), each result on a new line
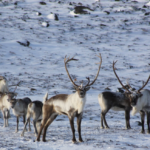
top-left (0, 0), bottom-right (150, 149)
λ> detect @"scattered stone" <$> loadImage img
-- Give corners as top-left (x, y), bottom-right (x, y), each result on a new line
top-left (74, 6), bottom-right (94, 14)
top-left (39, 2), bottom-right (46, 5)
top-left (14, 1), bottom-right (18, 5)
top-left (47, 13), bottom-right (59, 21)
top-left (104, 11), bottom-right (110, 15)
top-left (145, 12), bottom-right (150, 16)
top-left (30, 88), bottom-right (36, 91)
top-left (36, 12), bottom-right (42, 16)
top-left (17, 40), bottom-right (30, 47)
top-left (100, 24), bottom-right (107, 26)
top-left (42, 22), bottom-right (49, 27)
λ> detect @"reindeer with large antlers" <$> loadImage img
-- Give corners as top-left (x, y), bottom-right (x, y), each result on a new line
top-left (98, 61), bottom-right (150, 130)
top-left (129, 77), bottom-right (150, 134)
top-left (36, 54), bottom-right (102, 143)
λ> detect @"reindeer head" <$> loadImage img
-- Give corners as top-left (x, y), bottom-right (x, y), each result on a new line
top-left (64, 54), bottom-right (102, 98)
top-left (74, 83), bottom-right (90, 98)
top-left (7, 92), bottom-right (17, 108)
top-left (113, 60), bottom-right (150, 107)
top-left (128, 92), bottom-right (143, 107)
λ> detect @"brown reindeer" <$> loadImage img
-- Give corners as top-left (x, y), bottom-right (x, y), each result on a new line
top-left (36, 54), bottom-right (102, 143)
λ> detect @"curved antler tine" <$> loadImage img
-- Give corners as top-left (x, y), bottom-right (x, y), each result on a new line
top-left (113, 61), bottom-right (131, 93)
top-left (86, 53), bottom-right (102, 87)
top-left (85, 77), bottom-right (90, 87)
top-left (126, 79), bottom-right (133, 90)
top-left (64, 55), bottom-right (79, 87)
top-left (138, 75), bottom-right (150, 93)
top-left (13, 81), bottom-right (21, 93)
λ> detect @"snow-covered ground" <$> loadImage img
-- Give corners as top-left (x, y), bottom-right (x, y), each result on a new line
top-left (0, 0), bottom-right (150, 149)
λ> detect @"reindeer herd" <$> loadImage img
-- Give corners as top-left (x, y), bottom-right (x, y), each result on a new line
top-left (0, 53), bottom-right (150, 143)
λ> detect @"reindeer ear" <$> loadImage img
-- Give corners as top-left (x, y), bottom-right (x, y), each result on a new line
top-left (138, 93), bottom-right (143, 98)
top-left (74, 86), bottom-right (78, 91)
top-left (85, 86), bottom-right (90, 91)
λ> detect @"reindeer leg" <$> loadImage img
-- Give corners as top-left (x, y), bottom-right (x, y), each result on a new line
top-left (2, 110), bottom-right (6, 127)
top-left (77, 113), bottom-right (83, 142)
top-left (125, 110), bottom-right (131, 129)
top-left (69, 116), bottom-right (76, 143)
top-left (16, 116), bottom-right (19, 133)
top-left (6, 110), bottom-right (9, 127)
top-left (36, 121), bottom-right (45, 141)
top-left (146, 112), bottom-right (150, 134)
top-left (42, 115), bottom-right (57, 142)
top-left (101, 109), bottom-right (110, 129)
top-left (21, 118), bottom-right (29, 137)
top-left (37, 105), bottom-right (52, 142)
top-left (33, 120), bottom-right (38, 137)
top-left (100, 112), bottom-right (104, 129)
top-left (23, 115), bottom-right (27, 131)
top-left (140, 110), bottom-right (145, 134)
top-left (28, 118), bottom-right (31, 131)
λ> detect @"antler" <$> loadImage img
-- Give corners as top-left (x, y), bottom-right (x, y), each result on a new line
top-left (126, 79), bottom-right (133, 90)
top-left (13, 81), bottom-right (21, 93)
top-left (85, 53), bottom-right (102, 87)
top-left (138, 75), bottom-right (150, 93)
top-left (64, 56), bottom-right (79, 87)
top-left (113, 61), bottom-right (131, 93)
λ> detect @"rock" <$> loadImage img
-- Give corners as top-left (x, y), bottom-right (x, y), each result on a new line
top-left (74, 6), bottom-right (94, 14)
top-left (104, 11), bottom-right (110, 15)
top-left (39, 2), bottom-right (46, 5)
top-left (36, 12), bottom-right (42, 16)
top-left (17, 40), bottom-right (30, 47)
top-left (145, 12), bottom-right (150, 16)
top-left (42, 22), bottom-right (49, 27)
top-left (47, 13), bottom-right (59, 21)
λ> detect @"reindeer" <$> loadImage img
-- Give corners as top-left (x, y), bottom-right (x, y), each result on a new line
top-left (7, 96), bottom-right (32, 133)
top-left (36, 54), bottom-right (102, 143)
top-left (0, 76), bottom-right (9, 93)
top-left (129, 77), bottom-right (150, 134)
top-left (98, 61), bottom-right (149, 130)
top-left (0, 92), bottom-right (17, 127)
top-left (21, 93), bottom-right (48, 137)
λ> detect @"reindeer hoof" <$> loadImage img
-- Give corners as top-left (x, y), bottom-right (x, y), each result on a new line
top-left (72, 139), bottom-right (77, 143)
top-left (147, 130), bottom-right (150, 134)
top-left (79, 139), bottom-right (84, 142)
top-left (36, 138), bottom-right (40, 142)
top-left (20, 133), bottom-right (24, 137)
top-left (101, 126), bottom-right (104, 129)
top-left (28, 128), bottom-right (31, 132)
top-left (42, 139), bottom-right (47, 142)
top-left (15, 130), bottom-right (18, 133)
top-left (141, 130), bottom-right (145, 134)
top-left (105, 126), bottom-right (110, 129)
